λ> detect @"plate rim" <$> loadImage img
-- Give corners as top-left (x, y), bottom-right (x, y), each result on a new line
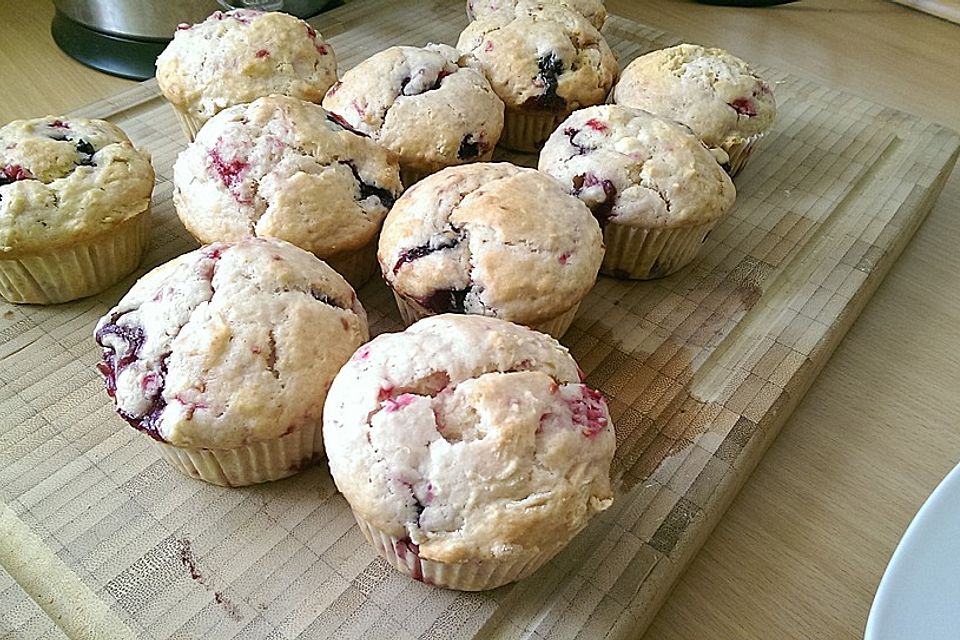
top-left (865, 460), bottom-right (960, 639)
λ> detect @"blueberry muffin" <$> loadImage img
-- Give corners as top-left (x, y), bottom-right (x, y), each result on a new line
top-left (323, 43), bottom-right (504, 187)
top-left (173, 95), bottom-right (402, 287)
top-left (94, 236), bottom-right (369, 486)
top-left (324, 314), bottom-right (615, 590)
top-left (0, 116), bottom-right (154, 304)
top-left (457, 2), bottom-right (618, 153)
top-left (613, 43), bottom-right (776, 176)
top-left (378, 163), bottom-right (603, 338)
top-left (156, 9), bottom-right (338, 141)
top-left (539, 105), bottom-right (736, 279)
top-left (467, 0), bottom-right (607, 31)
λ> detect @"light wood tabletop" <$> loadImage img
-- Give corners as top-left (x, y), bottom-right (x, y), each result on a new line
top-left (1, 1), bottom-right (958, 638)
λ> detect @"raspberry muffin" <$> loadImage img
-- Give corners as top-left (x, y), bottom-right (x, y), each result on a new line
top-left (539, 105), bottom-right (736, 279)
top-left (322, 43), bottom-right (504, 187)
top-left (457, 2), bottom-right (618, 153)
top-left (0, 116), bottom-right (154, 304)
top-left (173, 95), bottom-right (402, 287)
top-left (613, 44), bottom-right (776, 176)
top-left (156, 9), bottom-right (338, 141)
top-left (94, 237), bottom-right (368, 487)
top-left (378, 163), bottom-right (603, 338)
top-left (324, 314), bottom-right (616, 590)
top-left (467, 0), bottom-right (607, 31)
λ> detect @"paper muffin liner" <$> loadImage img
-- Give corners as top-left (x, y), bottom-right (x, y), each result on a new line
top-left (353, 513), bottom-right (553, 591)
top-left (720, 133), bottom-right (765, 178)
top-left (170, 105), bottom-right (204, 143)
top-left (325, 237), bottom-right (379, 289)
top-left (400, 148), bottom-right (496, 188)
top-left (0, 208), bottom-right (151, 305)
top-left (392, 292), bottom-right (579, 339)
top-left (600, 219), bottom-right (718, 280)
top-left (154, 418), bottom-right (322, 487)
top-left (500, 109), bottom-right (568, 154)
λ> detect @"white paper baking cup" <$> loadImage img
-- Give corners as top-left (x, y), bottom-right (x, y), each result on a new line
top-left (170, 105), bottom-right (203, 143)
top-left (325, 237), bottom-right (379, 289)
top-left (392, 292), bottom-right (580, 339)
top-left (722, 133), bottom-right (765, 178)
top-left (600, 219), bottom-right (718, 280)
top-left (500, 108), bottom-right (568, 154)
top-left (0, 208), bottom-right (151, 305)
top-left (154, 419), bottom-right (322, 487)
top-left (353, 513), bottom-right (554, 591)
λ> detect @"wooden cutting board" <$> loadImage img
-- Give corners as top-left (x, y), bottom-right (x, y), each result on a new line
top-left (1, 1), bottom-right (958, 638)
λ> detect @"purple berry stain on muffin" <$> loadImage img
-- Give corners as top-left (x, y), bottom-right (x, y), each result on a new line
top-left (384, 393), bottom-right (417, 412)
top-left (524, 52), bottom-right (566, 111)
top-left (572, 173), bottom-right (617, 224)
top-left (393, 226), bottom-right (464, 274)
top-left (49, 119), bottom-right (70, 129)
top-left (584, 118), bottom-right (608, 133)
top-left (728, 98), bottom-right (757, 117)
top-left (563, 127), bottom-right (591, 155)
top-left (255, 49), bottom-right (270, 58)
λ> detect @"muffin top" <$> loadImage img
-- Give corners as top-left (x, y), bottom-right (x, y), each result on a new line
top-left (173, 95), bottom-right (402, 258)
top-left (0, 116), bottom-right (154, 256)
top-left (538, 105), bottom-right (736, 228)
top-left (379, 163), bottom-right (603, 325)
top-left (323, 314), bottom-right (615, 564)
top-left (467, 0), bottom-right (607, 31)
top-left (457, 2), bottom-right (618, 112)
top-left (94, 237), bottom-right (368, 449)
top-left (322, 44), bottom-right (504, 180)
top-left (612, 43), bottom-right (776, 149)
top-left (156, 10), bottom-right (337, 124)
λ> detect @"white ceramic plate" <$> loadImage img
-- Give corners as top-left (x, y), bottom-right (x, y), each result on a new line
top-left (865, 462), bottom-right (960, 640)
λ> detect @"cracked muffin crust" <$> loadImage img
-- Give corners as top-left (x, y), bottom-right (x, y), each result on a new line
top-left (323, 314), bottom-right (615, 590)
top-left (539, 105), bottom-right (736, 280)
top-left (94, 236), bottom-right (369, 486)
top-left (173, 95), bottom-right (402, 287)
top-left (378, 162), bottom-right (603, 338)
top-left (156, 9), bottom-right (338, 140)
top-left (612, 43), bottom-right (776, 175)
top-left (466, 0), bottom-right (607, 31)
top-left (457, 2), bottom-right (618, 152)
top-left (322, 43), bottom-right (504, 186)
top-left (0, 116), bottom-right (154, 303)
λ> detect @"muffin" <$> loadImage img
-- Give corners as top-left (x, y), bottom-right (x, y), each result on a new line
top-left (94, 236), bottom-right (369, 487)
top-left (322, 43), bottom-right (504, 187)
top-left (156, 9), bottom-right (338, 141)
top-left (612, 43), bottom-right (776, 176)
top-left (0, 116), bottom-right (154, 304)
top-left (539, 105), bottom-right (736, 279)
top-left (457, 2), bottom-right (618, 153)
top-left (324, 314), bottom-right (616, 590)
top-left (378, 163), bottom-right (603, 338)
top-left (173, 95), bottom-right (402, 288)
top-left (466, 0), bottom-right (607, 31)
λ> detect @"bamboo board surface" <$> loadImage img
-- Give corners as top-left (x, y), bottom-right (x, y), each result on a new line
top-left (1, 1), bottom-right (958, 638)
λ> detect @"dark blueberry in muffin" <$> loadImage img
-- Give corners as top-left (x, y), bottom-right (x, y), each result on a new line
top-left (523, 53), bottom-right (567, 111)
top-left (75, 139), bottom-right (97, 166)
top-left (418, 287), bottom-right (471, 314)
top-left (572, 173), bottom-right (617, 224)
top-left (346, 162), bottom-right (396, 209)
top-left (393, 227), bottom-right (464, 274)
top-left (457, 134), bottom-right (482, 160)
top-left (563, 127), bottom-right (591, 155)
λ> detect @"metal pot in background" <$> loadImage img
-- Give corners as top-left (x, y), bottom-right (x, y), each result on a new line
top-left (52, 0), bottom-right (338, 80)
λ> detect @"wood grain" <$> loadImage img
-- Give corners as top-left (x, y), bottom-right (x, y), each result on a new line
top-left (1, 2), bottom-right (959, 639)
